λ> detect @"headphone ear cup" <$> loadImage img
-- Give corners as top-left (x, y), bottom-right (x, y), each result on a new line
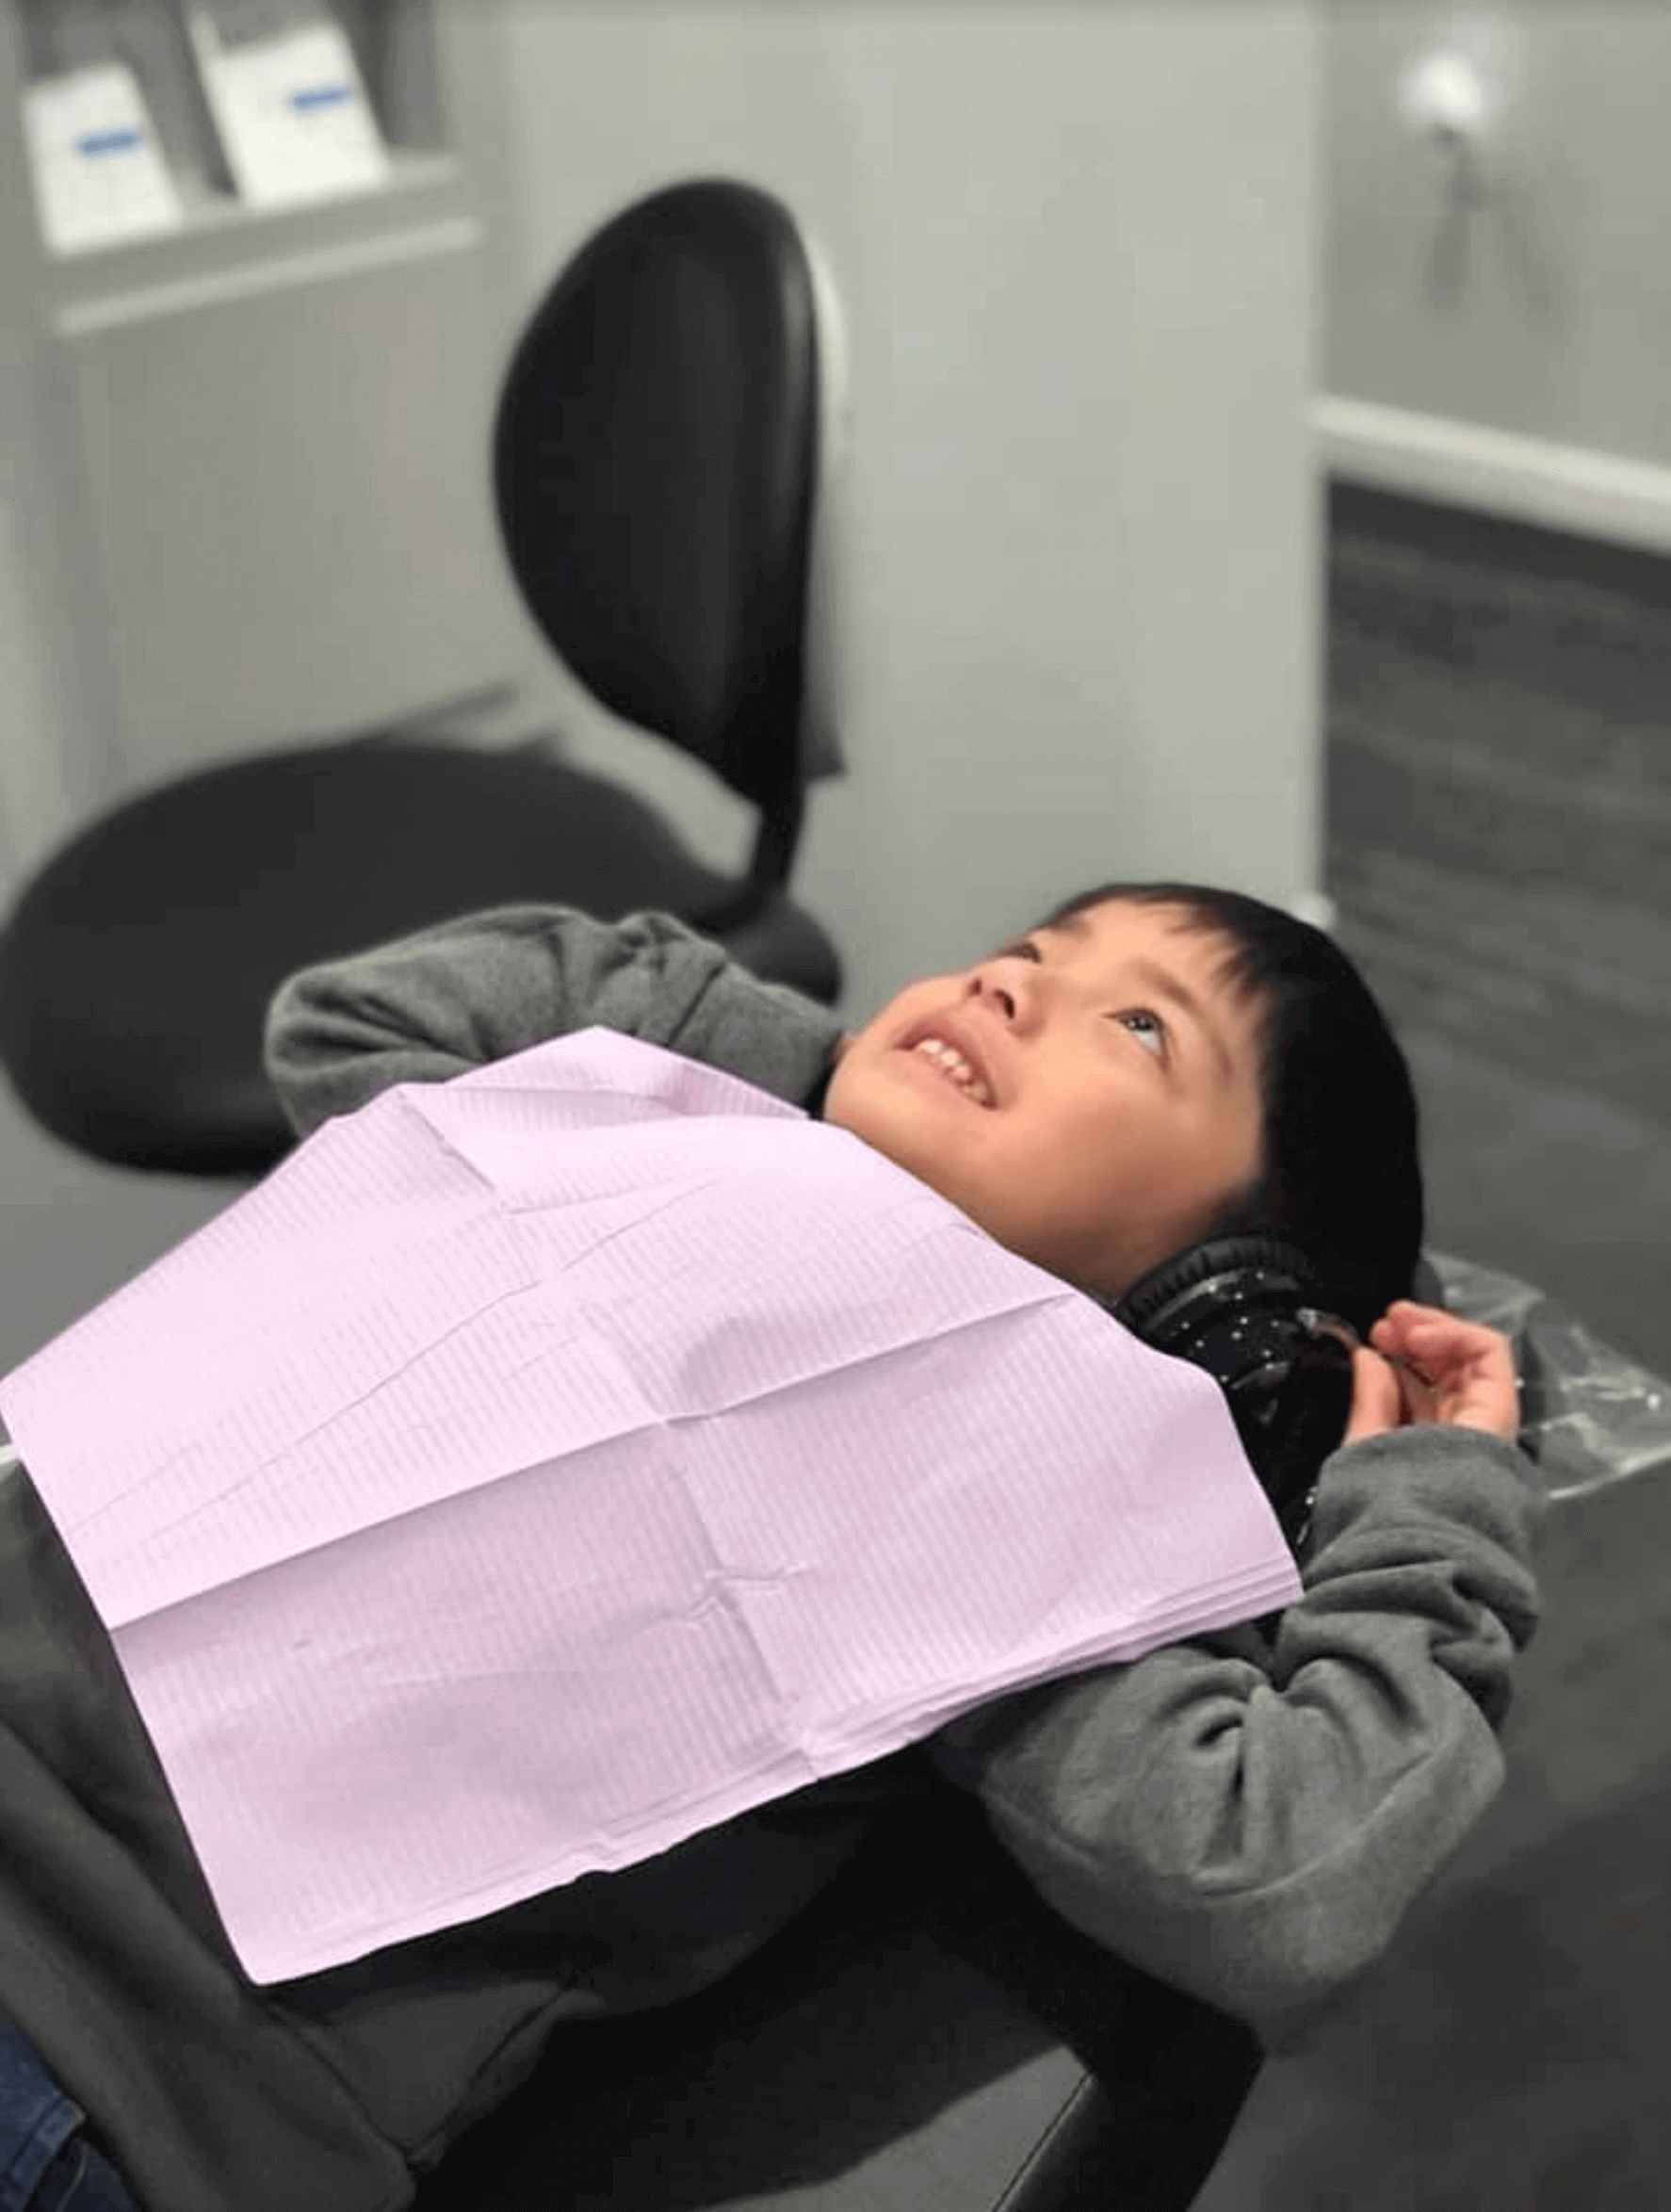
top-left (1108, 1235), bottom-right (1355, 1562)
top-left (1111, 1234), bottom-right (1319, 1342)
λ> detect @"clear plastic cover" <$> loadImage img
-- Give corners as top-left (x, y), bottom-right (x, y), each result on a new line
top-left (1425, 1246), bottom-right (1671, 1504)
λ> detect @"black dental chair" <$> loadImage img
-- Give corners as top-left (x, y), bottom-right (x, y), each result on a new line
top-left (3, 175), bottom-right (1659, 2212)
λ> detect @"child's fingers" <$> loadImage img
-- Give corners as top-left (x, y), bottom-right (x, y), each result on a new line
top-left (1367, 1300), bottom-right (1520, 1439)
top-left (1343, 1344), bottom-right (1405, 1446)
top-left (1369, 1310), bottom-right (1439, 1385)
top-left (1379, 1315), bottom-right (1493, 1375)
top-left (1374, 1301), bottom-right (1494, 1358)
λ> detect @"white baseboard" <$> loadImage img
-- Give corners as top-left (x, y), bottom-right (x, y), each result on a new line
top-left (1313, 395), bottom-right (1671, 560)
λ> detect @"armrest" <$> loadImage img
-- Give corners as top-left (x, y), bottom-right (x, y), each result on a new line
top-left (414, 1782), bottom-right (1259, 2212)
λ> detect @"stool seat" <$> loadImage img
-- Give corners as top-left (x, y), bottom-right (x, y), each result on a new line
top-left (0, 732), bottom-right (841, 1179)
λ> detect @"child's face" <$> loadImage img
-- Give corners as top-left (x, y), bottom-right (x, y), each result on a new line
top-left (823, 900), bottom-right (1267, 1304)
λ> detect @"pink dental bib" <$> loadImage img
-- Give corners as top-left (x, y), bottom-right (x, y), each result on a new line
top-left (0, 1029), bottom-right (1300, 1984)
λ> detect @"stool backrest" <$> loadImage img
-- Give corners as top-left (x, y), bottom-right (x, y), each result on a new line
top-left (493, 177), bottom-right (852, 820)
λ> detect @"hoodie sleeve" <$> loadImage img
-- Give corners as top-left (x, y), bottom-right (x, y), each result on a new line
top-left (262, 903), bottom-right (845, 1140)
top-left (923, 1421), bottom-right (1547, 2052)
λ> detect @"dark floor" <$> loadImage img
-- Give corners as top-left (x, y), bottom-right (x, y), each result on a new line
top-left (1323, 480), bottom-right (1671, 1384)
top-left (1190, 483), bottom-right (1671, 2210)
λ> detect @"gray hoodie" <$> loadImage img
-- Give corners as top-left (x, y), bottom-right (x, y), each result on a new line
top-left (0, 903), bottom-right (1545, 2212)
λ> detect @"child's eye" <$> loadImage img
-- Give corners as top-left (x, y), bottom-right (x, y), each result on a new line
top-left (1119, 1009), bottom-right (1169, 1058)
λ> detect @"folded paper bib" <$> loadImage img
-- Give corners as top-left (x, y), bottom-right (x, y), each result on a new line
top-left (0, 1029), bottom-right (1302, 1985)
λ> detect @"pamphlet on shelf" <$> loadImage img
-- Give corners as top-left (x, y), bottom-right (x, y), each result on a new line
top-left (21, 64), bottom-right (186, 257)
top-left (186, 10), bottom-right (391, 212)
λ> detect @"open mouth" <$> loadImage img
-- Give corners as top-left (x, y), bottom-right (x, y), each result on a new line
top-left (901, 1041), bottom-right (997, 1109)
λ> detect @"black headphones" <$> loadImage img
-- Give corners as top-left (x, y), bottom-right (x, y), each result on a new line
top-left (1103, 1233), bottom-right (1361, 1583)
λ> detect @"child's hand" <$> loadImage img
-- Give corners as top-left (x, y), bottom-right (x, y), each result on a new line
top-left (1342, 1300), bottom-right (1521, 1447)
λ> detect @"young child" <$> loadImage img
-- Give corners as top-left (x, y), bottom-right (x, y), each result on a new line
top-left (0, 884), bottom-right (1537, 2212)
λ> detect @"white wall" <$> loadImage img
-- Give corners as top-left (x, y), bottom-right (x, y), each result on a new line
top-left (1322, 4), bottom-right (1671, 553)
top-left (486, 2), bottom-right (1324, 1022)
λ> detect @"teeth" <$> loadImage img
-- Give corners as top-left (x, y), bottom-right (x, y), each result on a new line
top-left (915, 1037), bottom-right (993, 1107)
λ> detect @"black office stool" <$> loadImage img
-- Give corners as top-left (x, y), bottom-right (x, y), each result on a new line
top-left (0, 178), bottom-right (849, 1180)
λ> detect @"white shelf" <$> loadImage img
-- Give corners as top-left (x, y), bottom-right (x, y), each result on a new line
top-left (49, 147), bottom-right (472, 334)
top-left (86, 141), bottom-right (462, 246)
top-left (0, 0), bottom-right (531, 853)
top-left (15, 3), bottom-right (462, 318)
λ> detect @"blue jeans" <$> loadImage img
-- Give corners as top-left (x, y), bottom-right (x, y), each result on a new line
top-left (0, 2026), bottom-right (138, 2212)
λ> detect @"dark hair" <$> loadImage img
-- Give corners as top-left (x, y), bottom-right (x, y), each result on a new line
top-left (1032, 881), bottom-right (1424, 1342)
